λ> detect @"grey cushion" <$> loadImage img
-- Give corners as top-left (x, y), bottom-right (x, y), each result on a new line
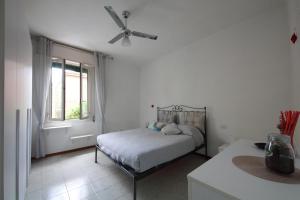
top-left (178, 125), bottom-right (203, 146)
top-left (161, 123), bottom-right (182, 135)
top-left (156, 122), bottom-right (167, 129)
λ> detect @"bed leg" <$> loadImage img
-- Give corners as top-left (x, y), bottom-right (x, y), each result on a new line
top-left (205, 143), bottom-right (208, 158)
top-left (133, 177), bottom-right (137, 200)
top-left (95, 146), bottom-right (98, 163)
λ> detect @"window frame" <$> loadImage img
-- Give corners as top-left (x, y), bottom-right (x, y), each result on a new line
top-left (49, 58), bottom-right (64, 121)
top-left (49, 58), bottom-right (91, 121)
top-left (80, 65), bottom-right (90, 120)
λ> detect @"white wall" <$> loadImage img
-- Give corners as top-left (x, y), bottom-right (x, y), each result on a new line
top-left (3, 0), bottom-right (18, 197)
top-left (140, 5), bottom-right (292, 156)
top-left (39, 45), bottom-right (140, 154)
top-left (0, 0), bottom-right (4, 198)
top-left (288, 0), bottom-right (300, 155)
top-left (105, 59), bottom-right (140, 132)
top-left (16, 0), bottom-right (32, 198)
top-left (2, 0), bottom-right (32, 199)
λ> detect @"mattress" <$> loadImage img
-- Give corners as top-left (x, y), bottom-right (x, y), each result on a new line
top-left (97, 128), bottom-right (201, 172)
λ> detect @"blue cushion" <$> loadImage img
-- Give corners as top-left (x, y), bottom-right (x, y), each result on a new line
top-left (148, 122), bottom-right (160, 131)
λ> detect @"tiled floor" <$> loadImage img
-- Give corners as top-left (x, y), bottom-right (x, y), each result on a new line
top-left (26, 148), bottom-right (206, 200)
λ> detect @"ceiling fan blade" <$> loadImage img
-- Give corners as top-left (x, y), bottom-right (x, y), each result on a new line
top-left (108, 33), bottom-right (124, 44)
top-left (104, 6), bottom-right (126, 29)
top-left (132, 31), bottom-right (158, 40)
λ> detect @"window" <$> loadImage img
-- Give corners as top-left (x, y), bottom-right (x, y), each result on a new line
top-left (50, 58), bottom-right (90, 120)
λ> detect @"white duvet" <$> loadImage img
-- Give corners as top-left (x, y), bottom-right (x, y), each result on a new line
top-left (97, 128), bottom-right (203, 172)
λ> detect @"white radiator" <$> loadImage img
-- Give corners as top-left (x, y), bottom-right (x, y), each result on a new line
top-left (70, 134), bottom-right (93, 140)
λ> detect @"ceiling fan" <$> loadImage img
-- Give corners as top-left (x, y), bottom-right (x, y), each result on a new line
top-left (104, 6), bottom-right (158, 46)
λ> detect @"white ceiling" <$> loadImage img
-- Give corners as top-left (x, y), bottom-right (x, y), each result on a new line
top-left (25, 0), bottom-right (284, 65)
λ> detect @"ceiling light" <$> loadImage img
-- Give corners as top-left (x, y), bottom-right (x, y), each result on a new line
top-left (122, 35), bottom-right (131, 47)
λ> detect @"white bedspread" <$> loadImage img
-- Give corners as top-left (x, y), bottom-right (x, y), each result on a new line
top-left (97, 128), bottom-right (202, 172)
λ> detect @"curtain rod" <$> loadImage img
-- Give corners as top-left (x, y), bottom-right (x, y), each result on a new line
top-left (52, 40), bottom-right (114, 60)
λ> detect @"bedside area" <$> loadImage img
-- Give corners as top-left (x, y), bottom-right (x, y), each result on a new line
top-left (187, 140), bottom-right (300, 200)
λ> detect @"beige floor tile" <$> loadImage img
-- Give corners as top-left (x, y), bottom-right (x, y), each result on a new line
top-left (90, 178), bottom-right (112, 193)
top-left (115, 193), bottom-right (132, 200)
top-left (95, 187), bottom-right (122, 200)
top-left (26, 190), bottom-right (43, 200)
top-left (27, 181), bottom-right (44, 193)
top-left (65, 176), bottom-right (90, 191)
top-left (68, 184), bottom-right (96, 200)
top-left (81, 195), bottom-right (100, 200)
top-left (42, 182), bottom-right (68, 199)
top-left (44, 192), bottom-right (70, 200)
top-left (28, 149), bottom-right (206, 200)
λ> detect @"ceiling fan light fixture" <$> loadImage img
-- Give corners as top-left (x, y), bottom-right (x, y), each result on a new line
top-left (105, 6), bottom-right (158, 45)
top-left (122, 35), bottom-right (131, 47)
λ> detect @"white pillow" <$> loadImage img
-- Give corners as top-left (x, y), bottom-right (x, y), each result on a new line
top-left (156, 122), bottom-right (167, 129)
top-left (178, 125), bottom-right (204, 146)
top-left (161, 123), bottom-right (181, 135)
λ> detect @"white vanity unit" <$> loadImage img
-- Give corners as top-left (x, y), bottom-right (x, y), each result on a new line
top-left (187, 140), bottom-right (300, 200)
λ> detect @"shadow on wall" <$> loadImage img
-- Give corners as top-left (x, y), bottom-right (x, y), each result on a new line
top-left (206, 107), bottom-right (231, 155)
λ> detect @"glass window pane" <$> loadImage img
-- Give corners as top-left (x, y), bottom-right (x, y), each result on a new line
top-left (81, 68), bottom-right (88, 118)
top-left (51, 59), bottom-right (63, 119)
top-left (65, 60), bottom-right (80, 120)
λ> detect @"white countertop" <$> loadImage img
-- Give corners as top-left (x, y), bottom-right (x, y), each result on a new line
top-left (187, 139), bottom-right (300, 200)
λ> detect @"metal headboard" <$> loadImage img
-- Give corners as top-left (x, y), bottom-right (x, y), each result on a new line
top-left (157, 105), bottom-right (207, 156)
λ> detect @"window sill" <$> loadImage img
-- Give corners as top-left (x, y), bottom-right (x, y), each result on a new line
top-left (64, 118), bottom-right (92, 123)
top-left (42, 122), bottom-right (72, 130)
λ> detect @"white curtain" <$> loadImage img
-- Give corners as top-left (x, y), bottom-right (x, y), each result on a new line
top-left (94, 52), bottom-right (106, 134)
top-left (32, 36), bottom-right (52, 158)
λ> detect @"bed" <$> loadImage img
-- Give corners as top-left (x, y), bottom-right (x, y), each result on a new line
top-left (97, 128), bottom-right (203, 172)
top-left (95, 105), bottom-right (207, 200)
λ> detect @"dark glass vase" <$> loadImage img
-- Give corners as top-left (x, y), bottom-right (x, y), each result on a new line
top-left (265, 133), bottom-right (295, 174)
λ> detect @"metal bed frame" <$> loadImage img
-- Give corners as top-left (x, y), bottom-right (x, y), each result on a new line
top-left (95, 105), bottom-right (208, 200)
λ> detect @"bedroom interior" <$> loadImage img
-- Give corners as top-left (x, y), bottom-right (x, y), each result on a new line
top-left (1, 0), bottom-right (300, 200)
